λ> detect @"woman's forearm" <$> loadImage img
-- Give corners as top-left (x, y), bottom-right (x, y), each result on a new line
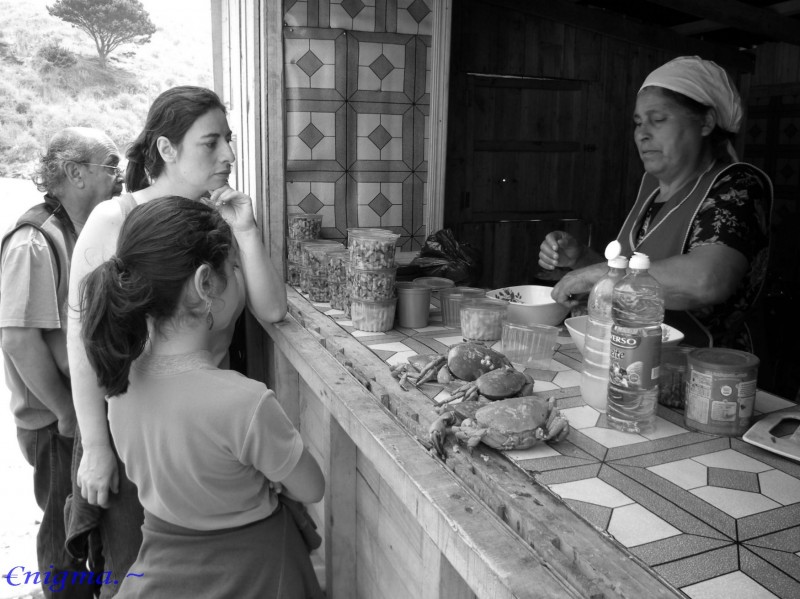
top-left (235, 227), bottom-right (288, 323)
top-left (67, 312), bottom-right (112, 447)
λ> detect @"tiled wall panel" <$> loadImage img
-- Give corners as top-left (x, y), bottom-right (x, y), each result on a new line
top-left (284, 0), bottom-right (431, 250)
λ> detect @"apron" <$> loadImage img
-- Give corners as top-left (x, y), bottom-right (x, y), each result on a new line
top-left (616, 162), bottom-right (772, 348)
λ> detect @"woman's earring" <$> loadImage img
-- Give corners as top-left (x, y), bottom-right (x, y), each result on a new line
top-left (205, 299), bottom-right (214, 330)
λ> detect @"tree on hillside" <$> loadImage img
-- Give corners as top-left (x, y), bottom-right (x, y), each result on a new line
top-left (47, 0), bottom-right (156, 68)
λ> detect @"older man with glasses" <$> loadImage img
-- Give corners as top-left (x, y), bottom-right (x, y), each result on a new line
top-left (0, 127), bottom-right (122, 598)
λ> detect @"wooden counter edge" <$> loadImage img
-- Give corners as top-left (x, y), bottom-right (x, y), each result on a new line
top-left (262, 307), bottom-right (582, 599)
top-left (271, 288), bottom-right (685, 599)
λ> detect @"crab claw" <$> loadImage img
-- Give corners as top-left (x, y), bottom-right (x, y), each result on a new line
top-left (429, 411), bottom-right (458, 459)
top-left (540, 397), bottom-right (570, 442)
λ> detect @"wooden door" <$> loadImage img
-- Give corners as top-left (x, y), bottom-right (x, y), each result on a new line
top-left (457, 75), bottom-right (590, 224)
top-left (446, 74), bottom-right (592, 287)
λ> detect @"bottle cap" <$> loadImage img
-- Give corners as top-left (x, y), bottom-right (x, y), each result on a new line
top-left (630, 252), bottom-right (650, 270)
top-left (609, 255), bottom-right (628, 269)
top-left (604, 240), bottom-right (622, 261)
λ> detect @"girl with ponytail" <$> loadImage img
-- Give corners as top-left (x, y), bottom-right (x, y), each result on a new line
top-left (65, 86), bottom-right (288, 594)
top-left (79, 197), bottom-right (323, 598)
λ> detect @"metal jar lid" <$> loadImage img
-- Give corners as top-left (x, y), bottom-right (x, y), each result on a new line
top-left (688, 348), bottom-right (760, 370)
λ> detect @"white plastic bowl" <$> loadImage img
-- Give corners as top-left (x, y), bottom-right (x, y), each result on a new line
top-left (485, 285), bottom-right (570, 326)
top-left (564, 315), bottom-right (685, 356)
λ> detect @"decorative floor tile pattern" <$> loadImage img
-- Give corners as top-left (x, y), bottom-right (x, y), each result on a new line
top-left (294, 287), bottom-right (800, 597)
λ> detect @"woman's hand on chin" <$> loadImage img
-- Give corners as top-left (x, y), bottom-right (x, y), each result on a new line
top-left (208, 185), bottom-right (257, 232)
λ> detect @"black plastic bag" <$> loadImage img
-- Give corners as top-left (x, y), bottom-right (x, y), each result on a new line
top-left (408, 229), bottom-right (482, 285)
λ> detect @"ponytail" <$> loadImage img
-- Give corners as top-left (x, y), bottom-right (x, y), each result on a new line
top-left (80, 259), bottom-right (152, 396)
top-left (79, 196), bottom-right (233, 397)
top-left (124, 141), bottom-right (151, 193)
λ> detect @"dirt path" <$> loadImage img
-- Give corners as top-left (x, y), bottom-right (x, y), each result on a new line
top-left (1, 178), bottom-right (51, 599)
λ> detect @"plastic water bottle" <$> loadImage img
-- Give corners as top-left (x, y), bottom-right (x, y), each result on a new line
top-left (606, 252), bottom-right (664, 433)
top-left (580, 242), bottom-right (628, 412)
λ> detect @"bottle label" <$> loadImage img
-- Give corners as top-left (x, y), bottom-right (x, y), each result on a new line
top-left (609, 327), bottom-right (661, 390)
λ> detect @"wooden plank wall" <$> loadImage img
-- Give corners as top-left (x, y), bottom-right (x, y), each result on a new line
top-left (445, 0), bottom-right (754, 257)
top-left (743, 42), bottom-right (800, 399)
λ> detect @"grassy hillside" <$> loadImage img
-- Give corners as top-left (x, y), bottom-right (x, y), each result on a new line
top-left (0, 0), bottom-right (213, 178)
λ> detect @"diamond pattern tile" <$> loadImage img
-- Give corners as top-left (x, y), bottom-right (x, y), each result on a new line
top-left (341, 0), bottom-right (365, 18)
top-left (370, 54), bottom-right (395, 80)
top-left (682, 570), bottom-right (779, 599)
top-left (296, 50), bottom-right (324, 77)
top-left (368, 192), bottom-right (392, 216)
top-left (708, 467), bottom-right (760, 493)
top-left (298, 193), bottom-right (324, 214)
top-left (299, 123), bottom-right (325, 149)
top-left (407, 0), bottom-right (431, 23)
top-left (284, 25), bottom-right (428, 247)
top-left (608, 503), bottom-right (681, 548)
top-left (367, 124), bottom-right (392, 149)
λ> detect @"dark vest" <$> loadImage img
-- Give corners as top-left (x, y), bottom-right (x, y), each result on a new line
top-left (616, 162), bottom-right (772, 347)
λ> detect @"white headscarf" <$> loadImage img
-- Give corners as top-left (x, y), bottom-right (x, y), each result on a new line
top-left (639, 56), bottom-right (742, 133)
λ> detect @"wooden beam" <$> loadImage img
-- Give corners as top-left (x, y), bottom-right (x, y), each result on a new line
top-left (426, 0), bottom-right (454, 239)
top-left (674, 0), bottom-right (800, 36)
top-left (647, 0), bottom-right (800, 46)
top-left (483, 0), bottom-right (754, 72)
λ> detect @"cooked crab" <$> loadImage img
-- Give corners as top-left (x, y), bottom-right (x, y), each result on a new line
top-left (390, 342), bottom-right (514, 390)
top-left (446, 365), bottom-right (534, 403)
top-left (429, 396), bottom-right (569, 459)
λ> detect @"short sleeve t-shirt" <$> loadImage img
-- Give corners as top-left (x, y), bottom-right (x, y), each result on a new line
top-left (0, 218), bottom-right (72, 429)
top-left (108, 350), bottom-right (304, 531)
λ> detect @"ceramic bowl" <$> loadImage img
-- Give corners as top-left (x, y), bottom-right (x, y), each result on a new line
top-left (564, 315), bottom-right (685, 356)
top-left (485, 285), bottom-right (570, 326)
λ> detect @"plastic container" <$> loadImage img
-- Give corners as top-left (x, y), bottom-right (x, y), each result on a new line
top-left (327, 249), bottom-right (350, 311)
top-left (396, 282), bottom-right (431, 328)
top-left (306, 274), bottom-right (330, 302)
top-left (301, 240), bottom-right (344, 270)
top-left (288, 213), bottom-right (323, 240)
top-left (299, 265), bottom-right (311, 294)
top-left (684, 348), bottom-right (759, 436)
top-left (287, 238), bottom-right (303, 264)
top-left (607, 252), bottom-right (665, 434)
top-left (502, 321), bottom-right (559, 369)
top-left (580, 242), bottom-right (628, 412)
top-left (439, 287), bottom-right (486, 328)
top-left (348, 229), bottom-right (400, 270)
top-left (460, 298), bottom-right (509, 344)
top-left (350, 266), bottom-right (398, 301)
top-left (412, 277), bottom-right (455, 295)
top-left (659, 346), bottom-right (695, 408)
top-left (287, 262), bottom-right (302, 287)
top-left (350, 297), bottom-right (397, 332)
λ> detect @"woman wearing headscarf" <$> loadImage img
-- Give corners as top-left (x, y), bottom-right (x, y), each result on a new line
top-left (538, 56), bottom-right (773, 350)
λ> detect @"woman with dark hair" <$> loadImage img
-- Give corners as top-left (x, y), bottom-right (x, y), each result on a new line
top-left (65, 86), bottom-right (288, 594)
top-left (80, 197), bottom-right (324, 598)
top-left (539, 56), bottom-right (772, 350)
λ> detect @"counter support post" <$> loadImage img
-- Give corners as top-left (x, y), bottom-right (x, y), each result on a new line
top-left (327, 414), bottom-right (357, 598)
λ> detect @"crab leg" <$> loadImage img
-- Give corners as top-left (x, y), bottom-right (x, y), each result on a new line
top-left (413, 355), bottom-right (447, 387)
top-left (429, 411), bottom-right (458, 459)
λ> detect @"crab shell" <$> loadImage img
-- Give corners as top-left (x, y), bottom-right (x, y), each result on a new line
top-left (446, 342), bottom-right (512, 382)
top-left (454, 396), bottom-right (568, 451)
top-left (474, 366), bottom-right (532, 400)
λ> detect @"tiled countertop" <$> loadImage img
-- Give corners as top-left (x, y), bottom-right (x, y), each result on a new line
top-left (298, 290), bottom-right (800, 599)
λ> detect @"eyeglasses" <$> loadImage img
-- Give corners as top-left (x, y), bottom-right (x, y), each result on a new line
top-left (80, 163), bottom-right (123, 175)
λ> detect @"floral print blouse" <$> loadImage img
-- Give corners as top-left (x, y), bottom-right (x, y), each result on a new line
top-left (636, 164), bottom-right (771, 350)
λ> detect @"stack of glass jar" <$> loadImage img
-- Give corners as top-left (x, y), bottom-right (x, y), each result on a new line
top-left (301, 240), bottom-right (345, 301)
top-left (287, 213), bottom-right (323, 287)
top-left (346, 228), bottom-right (401, 332)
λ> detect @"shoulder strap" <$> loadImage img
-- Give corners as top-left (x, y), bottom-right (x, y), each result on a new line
top-left (1, 204), bottom-right (63, 288)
